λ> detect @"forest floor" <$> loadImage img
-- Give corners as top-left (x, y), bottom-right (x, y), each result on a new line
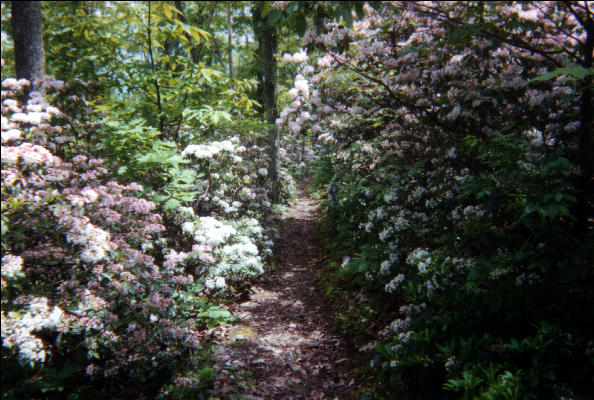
top-left (210, 180), bottom-right (359, 399)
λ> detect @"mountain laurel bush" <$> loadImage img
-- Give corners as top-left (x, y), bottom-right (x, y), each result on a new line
top-left (292, 2), bottom-right (594, 399)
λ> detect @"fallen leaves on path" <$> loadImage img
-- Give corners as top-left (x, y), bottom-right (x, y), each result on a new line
top-left (210, 184), bottom-right (359, 399)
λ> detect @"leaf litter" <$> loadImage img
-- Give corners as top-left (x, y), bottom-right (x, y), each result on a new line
top-left (210, 182), bottom-right (359, 399)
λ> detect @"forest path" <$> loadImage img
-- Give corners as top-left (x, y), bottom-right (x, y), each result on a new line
top-left (211, 180), bottom-right (358, 399)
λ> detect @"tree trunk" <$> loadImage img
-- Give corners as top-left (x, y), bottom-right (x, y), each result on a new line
top-left (11, 1), bottom-right (45, 90)
top-left (227, 2), bottom-right (234, 77)
top-left (174, 1), bottom-right (204, 64)
top-left (252, 2), bottom-right (281, 201)
top-left (146, 3), bottom-right (165, 137)
top-left (212, 35), bottom-right (224, 67)
top-left (242, 6), bottom-right (249, 48)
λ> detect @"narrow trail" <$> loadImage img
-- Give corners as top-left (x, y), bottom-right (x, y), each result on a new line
top-left (211, 182), bottom-right (358, 399)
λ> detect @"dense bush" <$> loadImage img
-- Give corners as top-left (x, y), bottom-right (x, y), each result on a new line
top-left (0, 76), bottom-right (284, 398)
top-left (288, 2), bottom-right (594, 398)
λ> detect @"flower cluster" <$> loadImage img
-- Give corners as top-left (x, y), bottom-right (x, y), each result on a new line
top-left (181, 139), bottom-right (235, 159)
top-left (2, 296), bottom-right (64, 364)
top-left (1, 81), bottom-right (212, 386)
top-left (309, 2), bottom-right (592, 398)
top-left (282, 49), bottom-right (308, 64)
top-left (177, 212), bottom-right (270, 296)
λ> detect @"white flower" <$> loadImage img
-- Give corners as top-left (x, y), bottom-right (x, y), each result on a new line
top-left (193, 217), bottom-right (236, 246)
top-left (376, 207), bottom-right (388, 220)
top-left (299, 111), bottom-right (311, 121)
top-left (295, 78), bottom-right (309, 98)
top-left (181, 222), bottom-right (195, 234)
top-left (385, 274), bottom-right (405, 293)
top-left (81, 188), bottom-right (99, 203)
top-left (1, 128), bottom-right (22, 143)
top-left (2, 78), bottom-right (19, 88)
top-left (177, 206), bottom-right (195, 217)
top-left (449, 54), bottom-right (467, 64)
top-left (220, 140), bottom-right (235, 152)
top-left (517, 8), bottom-right (539, 21)
top-left (150, 314), bottom-right (159, 323)
top-left (379, 226), bottom-right (393, 242)
top-left (46, 307), bottom-right (63, 327)
top-left (80, 244), bottom-right (107, 264)
top-left (317, 55), bottom-right (332, 68)
top-left (2, 254), bottom-right (23, 279)
top-left (215, 276), bottom-right (226, 288)
top-left (86, 364), bottom-right (100, 376)
top-left (418, 262), bottom-right (428, 273)
top-left (289, 121), bottom-right (301, 134)
top-left (258, 168), bottom-right (268, 177)
top-left (282, 53), bottom-right (293, 63)
top-left (380, 260), bottom-right (391, 275)
top-left (292, 50), bottom-right (308, 63)
top-left (1, 298), bottom-right (64, 364)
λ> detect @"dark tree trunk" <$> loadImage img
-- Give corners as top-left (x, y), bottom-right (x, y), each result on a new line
top-left (227, 2), bottom-right (234, 77)
top-left (11, 1), bottom-right (45, 89)
top-left (252, 2), bottom-right (281, 201)
top-left (174, 1), bottom-right (204, 64)
top-left (212, 35), bottom-right (224, 67)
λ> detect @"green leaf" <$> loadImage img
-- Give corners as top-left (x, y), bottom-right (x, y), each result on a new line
top-left (341, 7), bottom-right (354, 28)
top-left (162, 2), bottom-right (173, 19)
top-left (529, 66), bottom-right (594, 83)
top-left (295, 13), bottom-right (307, 36)
top-left (163, 198), bottom-right (181, 210)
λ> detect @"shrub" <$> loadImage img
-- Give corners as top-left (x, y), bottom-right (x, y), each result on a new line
top-left (297, 2), bottom-right (594, 398)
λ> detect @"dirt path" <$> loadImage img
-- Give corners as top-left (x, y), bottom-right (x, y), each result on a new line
top-left (211, 183), bottom-right (358, 399)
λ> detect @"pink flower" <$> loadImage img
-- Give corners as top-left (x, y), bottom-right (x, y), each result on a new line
top-left (72, 155), bottom-right (88, 164)
top-left (198, 253), bottom-right (215, 264)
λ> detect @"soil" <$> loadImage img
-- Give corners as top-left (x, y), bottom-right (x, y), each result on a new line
top-left (210, 181), bottom-right (359, 399)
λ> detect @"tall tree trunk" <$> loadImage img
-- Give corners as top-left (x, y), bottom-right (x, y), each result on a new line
top-left (211, 35), bottom-right (224, 67)
top-left (146, 3), bottom-right (165, 137)
top-left (242, 6), bottom-right (249, 48)
top-left (252, 2), bottom-right (280, 201)
top-left (227, 2), bottom-right (234, 77)
top-left (174, 1), bottom-right (204, 64)
top-left (11, 1), bottom-right (45, 90)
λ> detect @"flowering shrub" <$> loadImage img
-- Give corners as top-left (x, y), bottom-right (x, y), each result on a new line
top-left (300, 2), bottom-right (593, 399)
top-left (0, 79), bottom-right (251, 398)
top-left (175, 211), bottom-right (273, 298)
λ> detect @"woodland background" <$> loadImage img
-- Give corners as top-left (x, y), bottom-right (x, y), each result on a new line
top-left (1, 1), bottom-right (593, 399)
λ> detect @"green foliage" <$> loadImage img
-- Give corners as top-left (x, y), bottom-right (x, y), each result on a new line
top-left (135, 141), bottom-right (201, 211)
top-left (197, 305), bottom-right (237, 329)
top-left (529, 66), bottom-right (594, 83)
top-left (311, 3), bottom-right (594, 398)
top-left (98, 117), bottom-right (160, 169)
